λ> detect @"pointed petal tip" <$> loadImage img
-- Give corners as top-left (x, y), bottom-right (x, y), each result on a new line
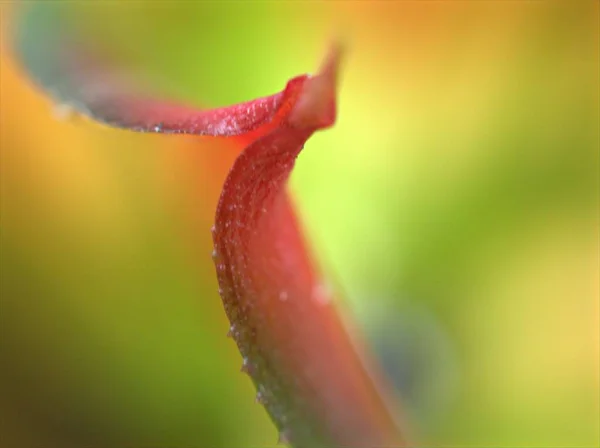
top-left (288, 41), bottom-right (345, 130)
top-left (320, 38), bottom-right (346, 81)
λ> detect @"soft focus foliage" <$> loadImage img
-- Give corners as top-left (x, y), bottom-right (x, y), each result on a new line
top-left (1, 2), bottom-right (598, 447)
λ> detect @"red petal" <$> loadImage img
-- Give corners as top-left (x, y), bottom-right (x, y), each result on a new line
top-left (11, 5), bottom-right (405, 446)
top-left (10, 3), bottom-right (305, 137)
top-left (213, 45), bottom-right (404, 447)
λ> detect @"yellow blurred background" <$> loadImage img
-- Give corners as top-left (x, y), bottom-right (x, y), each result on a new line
top-left (1, 2), bottom-right (598, 447)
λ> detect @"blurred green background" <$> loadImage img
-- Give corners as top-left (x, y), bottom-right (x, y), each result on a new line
top-left (1, 1), bottom-right (598, 447)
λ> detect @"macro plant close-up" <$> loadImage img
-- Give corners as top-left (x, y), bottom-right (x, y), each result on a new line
top-left (0, 2), bottom-right (598, 448)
